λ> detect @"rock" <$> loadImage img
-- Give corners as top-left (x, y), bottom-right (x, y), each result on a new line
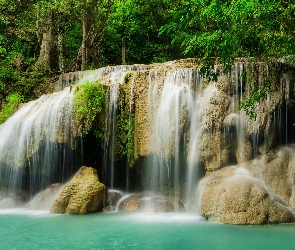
top-left (242, 146), bottom-right (295, 206)
top-left (50, 166), bottom-right (107, 214)
top-left (236, 139), bottom-right (253, 164)
top-left (117, 194), bottom-right (146, 212)
top-left (118, 193), bottom-right (184, 212)
top-left (107, 190), bottom-right (123, 206)
top-left (200, 166), bottom-right (295, 224)
top-left (28, 183), bottom-right (64, 210)
top-left (103, 206), bottom-right (116, 212)
top-left (197, 81), bottom-right (231, 171)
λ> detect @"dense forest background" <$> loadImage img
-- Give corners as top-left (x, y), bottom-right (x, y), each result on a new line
top-left (1, 0), bottom-right (295, 117)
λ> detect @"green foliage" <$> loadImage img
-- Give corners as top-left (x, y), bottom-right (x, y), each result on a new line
top-left (73, 81), bottom-right (105, 135)
top-left (162, 0), bottom-right (295, 64)
top-left (161, 0), bottom-right (295, 116)
top-left (101, 0), bottom-right (183, 65)
top-left (116, 109), bottom-right (134, 163)
top-left (0, 93), bottom-right (23, 124)
top-left (124, 71), bottom-right (134, 84)
top-left (238, 78), bottom-right (271, 120)
top-left (1, 0), bottom-right (295, 121)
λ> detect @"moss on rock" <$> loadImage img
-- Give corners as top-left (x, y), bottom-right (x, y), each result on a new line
top-left (50, 166), bottom-right (107, 214)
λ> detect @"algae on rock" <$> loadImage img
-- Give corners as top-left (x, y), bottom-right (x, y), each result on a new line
top-left (73, 80), bottom-right (106, 136)
top-left (51, 166), bottom-right (107, 214)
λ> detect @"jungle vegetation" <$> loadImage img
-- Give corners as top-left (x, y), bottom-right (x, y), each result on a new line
top-left (1, 0), bottom-right (294, 116)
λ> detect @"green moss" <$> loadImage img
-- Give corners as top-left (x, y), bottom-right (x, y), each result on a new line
top-left (73, 81), bottom-right (105, 135)
top-left (0, 93), bottom-right (23, 124)
top-left (116, 109), bottom-right (135, 165)
top-left (124, 71), bottom-right (134, 84)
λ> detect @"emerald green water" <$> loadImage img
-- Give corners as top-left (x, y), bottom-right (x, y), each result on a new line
top-left (1, 210), bottom-right (295, 249)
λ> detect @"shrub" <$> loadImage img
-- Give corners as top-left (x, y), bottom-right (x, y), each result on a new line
top-left (73, 81), bottom-right (105, 134)
top-left (0, 92), bottom-right (23, 124)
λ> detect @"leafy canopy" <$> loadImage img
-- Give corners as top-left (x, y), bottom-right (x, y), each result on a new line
top-left (161, 0), bottom-right (295, 76)
top-left (160, 0), bottom-right (295, 117)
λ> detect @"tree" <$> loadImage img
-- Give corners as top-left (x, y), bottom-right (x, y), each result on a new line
top-left (161, 0), bottom-right (295, 76)
top-left (0, 0), bottom-right (42, 102)
top-left (160, 0), bottom-right (295, 116)
top-left (101, 0), bottom-right (183, 65)
top-left (53, 0), bottom-right (113, 71)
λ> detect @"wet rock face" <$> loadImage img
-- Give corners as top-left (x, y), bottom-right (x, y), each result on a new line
top-left (117, 193), bottom-right (184, 213)
top-left (51, 166), bottom-right (107, 214)
top-left (200, 166), bottom-right (295, 224)
top-left (107, 190), bottom-right (123, 206)
top-left (242, 146), bottom-right (295, 207)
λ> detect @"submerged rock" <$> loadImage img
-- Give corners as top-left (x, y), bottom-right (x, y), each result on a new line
top-left (118, 193), bottom-right (184, 212)
top-left (102, 205), bottom-right (117, 212)
top-left (199, 166), bottom-right (295, 224)
top-left (51, 166), bottom-right (107, 214)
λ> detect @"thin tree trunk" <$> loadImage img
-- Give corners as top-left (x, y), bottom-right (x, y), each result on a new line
top-left (81, 12), bottom-right (87, 71)
top-left (58, 33), bottom-right (64, 72)
top-left (36, 3), bottom-right (41, 44)
top-left (35, 12), bottom-right (53, 71)
top-left (122, 43), bottom-right (126, 65)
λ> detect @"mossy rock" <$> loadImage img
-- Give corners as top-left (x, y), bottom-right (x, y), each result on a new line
top-left (51, 166), bottom-right (107, 214)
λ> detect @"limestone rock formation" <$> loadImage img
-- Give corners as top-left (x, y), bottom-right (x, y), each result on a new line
top-left (199, 166), bottom-right (295, 224)
top-left (118, 193), bottom-right (184, 212)
top-left (242, 146), bottom-right (295, 207)
top-left (51, 166), bottom-right (107, 214)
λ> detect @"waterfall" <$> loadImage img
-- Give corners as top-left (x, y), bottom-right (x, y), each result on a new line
top-left (0, 87), bottom-right (77, 198)
top-left (104, 85), bottom-right (118, 189)
top-left (146, 69), bottom-right (195, 208)
top-left (0, 65), bottom-right (143, 205)
top-left (1, 59), bottom-right (294, 213)
top-left (144, 60), bottom-right (295, 212)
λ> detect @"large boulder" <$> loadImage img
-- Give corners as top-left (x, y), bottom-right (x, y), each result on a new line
top-left (199, 166), bottom-right (295, 224)
top-left (118, 193), bottom-right (184, 212)
top-left (51, 166), bottom-right (107, 214)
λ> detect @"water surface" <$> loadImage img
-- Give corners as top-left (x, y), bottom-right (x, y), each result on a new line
top-left (1, 210), bottom-right (294, 249)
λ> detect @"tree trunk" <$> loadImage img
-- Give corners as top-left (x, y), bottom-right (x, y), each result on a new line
top-left (81, 15), bottom-right (87, 71)
top-left (58, 33), bottom-right (64, 72)
top-left (35, 3), bottom-right (41, 44)
top-left (35, 12), bottom-right (57, 72)
top-left (122, 43), bottom-right (126, 65)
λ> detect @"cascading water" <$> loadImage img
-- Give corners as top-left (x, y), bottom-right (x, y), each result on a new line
top-left (144, 60), bottom-right (295, 213)
top-left (146, 69), bottom-right (200, 211)
top-left (0, 65), bottom-right (144, 206)
top-left (104, 85), bottom-right (118, 190)
top-left (185, 69), bottom-right (203, 212)
top-left (1, 59), bottom-right (294, 214)
top-left (0, 87), bottom-right (78, 200)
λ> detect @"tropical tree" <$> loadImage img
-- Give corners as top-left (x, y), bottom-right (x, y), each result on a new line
top-left (102, 0), bottom-right (183, 65)
top-left (52, 0), bottom-right (113, 71)
top-left (160, 0), bottom-right (295, 116)
top-left (161, 0), bottom-right (295, 76)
